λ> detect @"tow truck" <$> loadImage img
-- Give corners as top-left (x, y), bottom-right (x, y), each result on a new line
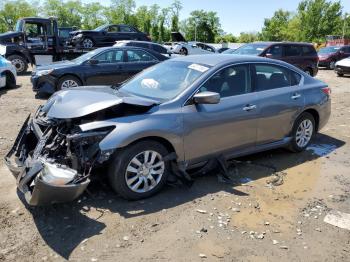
top-left (0, 17), bottom-right (90, 74)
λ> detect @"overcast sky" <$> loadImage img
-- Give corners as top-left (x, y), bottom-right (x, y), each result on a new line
top-left (84, 0), bottom-right (350, 35)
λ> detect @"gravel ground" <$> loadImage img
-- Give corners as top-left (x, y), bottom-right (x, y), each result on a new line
top-left (0, 69), bottom-right (349, 262)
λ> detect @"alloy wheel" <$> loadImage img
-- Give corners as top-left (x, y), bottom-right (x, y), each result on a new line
top-left (82, 38), bottom-right (94, 49)
top-left (296, 119), bottom-right (313, 148)
top-left (125, 150), bottom-right (165, 193)
top-left (61, 79), bottom-right (79, 89)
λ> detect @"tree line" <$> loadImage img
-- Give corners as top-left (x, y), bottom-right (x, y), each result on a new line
top-left (0, 0), bottom-right (349, 44)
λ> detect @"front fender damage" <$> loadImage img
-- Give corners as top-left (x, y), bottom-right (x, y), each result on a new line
top-left (4, 110), bottom-right (115, 206)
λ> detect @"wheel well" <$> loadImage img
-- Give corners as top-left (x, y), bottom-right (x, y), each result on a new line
top-left (8, 52), bottom-right (30, 63)
top-left (128, 136), bottom-right (176, 154)
top-left (303, 109), bottom-right (320, 131)
top-left (58, 74), bottom-right (83, 84)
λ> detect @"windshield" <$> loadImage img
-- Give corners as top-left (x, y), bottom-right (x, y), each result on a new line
top-left (119, 61), bottom-right (210, 101)
top-left (318, 46), bottom-right (340, 54)
top-left (72, 49), bottom-right (101, 63)
top-left (94, 25), bottom-right (107, 31)
top-left (233, 44), bottom-right (268, 55)
top-left (222, 49), bottom-right (236, 54)
top-left (15, 20), bottom-right (22, 32)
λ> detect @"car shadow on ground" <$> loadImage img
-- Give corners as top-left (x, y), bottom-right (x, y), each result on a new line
top-left (18, 133), bottom-right (345, 259)
top-left (0, 85), bottom-right (21, 96)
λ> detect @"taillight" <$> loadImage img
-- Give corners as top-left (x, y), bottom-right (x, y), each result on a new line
top-left (322, 87), bottom-right (331, 96)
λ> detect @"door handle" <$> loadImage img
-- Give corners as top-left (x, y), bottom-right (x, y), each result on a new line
top-left (243, 104), bottom-right (257, 111)
top-left (291, 93), bottom-right (301, 100)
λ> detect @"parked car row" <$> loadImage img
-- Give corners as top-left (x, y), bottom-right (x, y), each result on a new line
top-left (5, 54), bottom-right (331, 205)
top-left (318, 45), bottom-right (350, 69)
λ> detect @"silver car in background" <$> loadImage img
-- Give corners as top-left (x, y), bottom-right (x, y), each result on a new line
top-left (5, 55), bottom-right (331, 205)
top-left (0, 55), bottom-right (16, 89)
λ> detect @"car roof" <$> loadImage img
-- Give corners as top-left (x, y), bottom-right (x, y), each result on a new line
top-left (115, 40), bottom-right (162, 46)
top-left (252, 41), bottom-right (314, 46)
top-left (170, 54), bottom-right (280, 67)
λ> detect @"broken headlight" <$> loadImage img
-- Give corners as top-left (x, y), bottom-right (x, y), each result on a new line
top-left (40, 161), bottom-right (77, 186)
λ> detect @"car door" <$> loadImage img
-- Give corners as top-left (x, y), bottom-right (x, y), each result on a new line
top-left (281, 45), bottom-right (303, 69)
top-left (252, 63), bottom-right (304, 145)
top-left (84, 49), bottom-right (126, 85)
top-left (182, 64), bottom-right (259, 163)
top-left (103, 25), bottom-right (120, 45)
top-left (123, 49), bottom-right (159, 81)
top-left (118, 25), bottom-right (138, 40)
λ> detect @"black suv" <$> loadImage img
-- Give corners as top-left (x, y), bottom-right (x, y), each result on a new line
top-left (232, 42), bottom-right (319, 76)
top-left (69, 24), bottom-right (151, 49)
top-left (114, 40), bottom-right (171, 56)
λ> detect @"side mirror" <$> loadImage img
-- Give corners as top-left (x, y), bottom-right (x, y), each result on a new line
top-left (193, 91), bottom-right (220, 104)
top-left (265, 53), bottom-right (273, 58)
top-left (88, 59), bottom-right (99, 65)
top-left (192, 44), bottom-right (197, 48)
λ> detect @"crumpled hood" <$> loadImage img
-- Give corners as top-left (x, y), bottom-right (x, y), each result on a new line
top-left (70, 30), bottom-right (97, 36)
top-left (42, 86), bottom-right (158, 119)
top-left (0, 31), bottom-right (22, 42)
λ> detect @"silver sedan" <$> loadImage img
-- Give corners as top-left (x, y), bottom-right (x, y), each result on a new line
top-left (5, 55), bottom-right (331, 205)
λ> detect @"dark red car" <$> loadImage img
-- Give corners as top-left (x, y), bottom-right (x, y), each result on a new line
top-left (232, 42), bottom-right (319, 76)
top-left (318, 45), bottom-right (350, 69)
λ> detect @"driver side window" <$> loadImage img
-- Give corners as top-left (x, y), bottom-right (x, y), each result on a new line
top-left (199, 65), bottom-right (251, 98)
top-left (93, 50), bottom-right (123, 63)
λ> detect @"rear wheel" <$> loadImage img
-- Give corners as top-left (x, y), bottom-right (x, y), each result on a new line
top-left (108, 141), bottom-right (170, 200)
top-left (7, 55), bottom-right (28, 74)
top-left (57, 75), bottom-right (82, 90)
top-left (179, 47), bottom-right (188, 55)
top-left (289, 112), bottom-right (315, 152)
top-left (304, 68), bottom-right (313, 76)
top-left (329, 61), bottom-right (336, 70)
top-left (337, 72), bottom-right (344, 77)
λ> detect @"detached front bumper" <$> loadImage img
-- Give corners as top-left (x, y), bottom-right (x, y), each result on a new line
top-left (4, 115), bottom-right (90, 206)
top-left (335, 65), bottom-right (350, 75)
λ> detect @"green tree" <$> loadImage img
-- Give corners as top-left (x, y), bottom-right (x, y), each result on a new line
top-left (170, 0), bottom-right (182, 32)
top-left (81, 2), bottom-right (106, 29)
top-left (261, 9), bottom-right (291, 41)
top-left (42, 0), bottom-right (83, 27)
top-left (215, 33), bottom-right (238, 43)
top-left (238, 32), bottom-right (260, 43)
top-left (105, 0), bottom-right (136, 25)
top-left (0, 0), bottom-right (38, 32)
top-left (181, 10), bottom-right (221, 42)
top-left (297, 0), bottom-right (343, 42)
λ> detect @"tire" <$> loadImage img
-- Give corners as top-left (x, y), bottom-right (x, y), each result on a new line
top-left (81, 37), bottom-right (94, 49)
top-left (288, 112), bottom-right (316, 152)
top-left (108, 140), bottom-right (170, 200)
top-left (329, 61), bottom-right (336, 70)
top-left (5, 72), bottom-right (16, 88)
top-left (304, 68), bottom-right (313, 76)
top-left (179, 47), bottom-right (188, 55)
top-left (7, 55), bottom-right (28, 74)
top-left (57, 75), bottom-right (82, 91)
top-left (337, 72), bottom-right (344, 77)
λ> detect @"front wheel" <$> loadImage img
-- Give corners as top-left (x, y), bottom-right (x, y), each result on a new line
top-left (7, 55), bottom-right (28, 74)
top-left (304, 68), bottom-right (313, 76)
top-left (288, 112), bottom-right (315, 152)
top-left (179, 47), bottom-right (188, 55)
top-left (329, 61), bottom-right (336, 70)
top-left (57, 75), bottom-right (82, 90)
top-left (82, 38), bottom-right (94, 49)
top-left (108, 141), bottom-right (170, 200)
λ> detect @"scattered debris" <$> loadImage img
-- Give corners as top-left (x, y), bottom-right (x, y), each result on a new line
top-left (315, 228), bottom-right (322, 232)
top-left (199, 253), bottom-right (207, 258)
top-left (324, 210), bottom-right (350, 230)
top-left (123, 236), bottom-right (129, 241)
top-left (196, 209), bottom-right (207, 214)
top-left (272, 240), bottom-right (279, 245)
top-left (279, 246), bottom-right (288, 250)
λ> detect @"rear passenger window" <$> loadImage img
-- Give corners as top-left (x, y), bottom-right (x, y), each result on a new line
top-left (199, 65), bottom-right (251, 98)
top-left (126, 50), bottom-right (157, 62)
top-left (153, 45), bottom-right (167, 54)
top-left (253, 64), bottom-right (301, 91)
top-left (284, 45), bottom-right (301, 56)
top-left (133, 42), bottom-right (150, 49)
top-left (302, 46), bottom-right (316, 56)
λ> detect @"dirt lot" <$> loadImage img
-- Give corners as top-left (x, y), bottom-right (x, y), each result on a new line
top-left (0, 69), bottom-right (349, 262)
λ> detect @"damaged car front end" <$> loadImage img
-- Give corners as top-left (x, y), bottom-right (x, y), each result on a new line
top-left (4, 87), bottom-right (156, 205)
